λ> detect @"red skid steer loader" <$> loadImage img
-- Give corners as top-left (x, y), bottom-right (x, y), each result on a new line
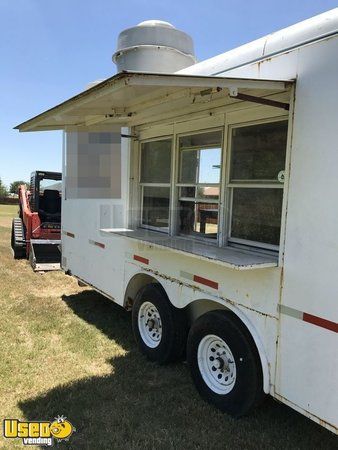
top-left (11, 171), bottom-right (62, 271)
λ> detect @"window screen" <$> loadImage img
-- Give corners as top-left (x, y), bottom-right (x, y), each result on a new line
top-left (140, 139), bottom-right (172, 231)
top-left (142, 186), bottom-right (170, 228)
top-left (228, 120), bottom-right (288, 248)
top-left (231, 188), bottom-right (284, 245)
top-left (230, 121), bottom-right (288, 182)
top-left (141, 140), bottom-right (171, 183)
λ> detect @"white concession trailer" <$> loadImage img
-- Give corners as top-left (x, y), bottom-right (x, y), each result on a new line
top-left (16, 9), bottom-right (338, 433)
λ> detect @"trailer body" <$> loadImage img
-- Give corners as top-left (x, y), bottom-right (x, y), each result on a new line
top-left (16, 10), bottom-right (338, 433)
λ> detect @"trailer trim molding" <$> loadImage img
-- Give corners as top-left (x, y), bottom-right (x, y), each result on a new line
top-left (133, 254), bottom-right (149, 265)
top-left (180, 271), bottom-right (219, 290)
top-left (279, 305), bottom-right (338, 333)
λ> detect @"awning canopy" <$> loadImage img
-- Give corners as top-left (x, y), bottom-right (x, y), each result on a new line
top-left (15, 71), bottom-right (294, 132)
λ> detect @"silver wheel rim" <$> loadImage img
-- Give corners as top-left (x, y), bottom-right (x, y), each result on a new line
top-left (197, 334), bottom-right (236, 394)
top-left (138, 301), bottom-right (162, 348)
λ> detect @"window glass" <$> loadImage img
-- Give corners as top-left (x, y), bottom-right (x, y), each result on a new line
top-left (179, 131), bottom-right (222, 184)
top-left (40, 178), bottom-right (61, 193)
top-left (178, 148), bottom-right (223, 184)
top-left (142, 186), bottom-right (170, 228)
top-left (177, 130), bottom-right (222, 240)
top-left (179, 130), bottom-right (222, 149)
top-left (141, 139), bottom-right (171, 183)
top-left (180, 186), bottom-right (219, 201)
top-left (179, 201), bottom-right (218, 238)
top-left (199, 148), bottom-right (221, 183)
top-left (230, 121), bottom-right (288, 181)
top-left (231, 188), bottom-right (283, 245)
top-left (180, 186), bottom-right (196, 198)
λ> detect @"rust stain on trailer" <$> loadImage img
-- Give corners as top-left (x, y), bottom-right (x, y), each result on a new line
top-left (139, 266), bottom-right (277, 320)
top-left (274, 393), bottom-right (337, 434)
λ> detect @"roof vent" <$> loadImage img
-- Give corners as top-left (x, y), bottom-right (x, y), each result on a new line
top-left (113, 20), bottom-right (196, 73)
top-left (137, 20), bottom-right (175, 28)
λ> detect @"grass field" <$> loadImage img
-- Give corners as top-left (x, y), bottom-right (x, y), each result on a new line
top-left (0, 204), bottom-right (336, 449)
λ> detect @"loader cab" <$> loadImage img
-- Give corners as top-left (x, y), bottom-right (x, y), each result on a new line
top-left (30, 171), bottom-right (62, 225)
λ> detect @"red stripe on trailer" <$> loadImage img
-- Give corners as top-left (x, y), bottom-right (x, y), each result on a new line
top-left (303, 312), bottom-right (338, 333)
top-left (133, 254), bottom-right (149, 265)
top-left (94, 241), bottom-right (105, 249)
top-left (193, 275), bottom-right (218, 290)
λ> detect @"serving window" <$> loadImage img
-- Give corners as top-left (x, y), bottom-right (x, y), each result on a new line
top-left (177, 130), bottom-right (222, 240)
top-left (137, 117), bottom-right (288, 253)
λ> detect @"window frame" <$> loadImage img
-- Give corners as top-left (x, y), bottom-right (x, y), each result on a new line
top-left (174, 127), bottom-right (224, 244)
top-left (134, 110), bottom-right (290, 254)
top-left (224, 116), bottom-right (289, 252)
top-left (138, 136), bottom-right (173, 233)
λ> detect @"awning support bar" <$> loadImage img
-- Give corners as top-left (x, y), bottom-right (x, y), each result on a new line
top-left (229, 92), bottom-right (290, 110)
top-left (121, 133), bottom-right (138, 139)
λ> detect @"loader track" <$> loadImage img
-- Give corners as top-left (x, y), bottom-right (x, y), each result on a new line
top-left (11, 217), bottom-right (26, 259)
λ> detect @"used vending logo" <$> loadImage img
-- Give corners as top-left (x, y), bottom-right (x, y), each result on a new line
top-left (3, 415), bottom-right (75, 446)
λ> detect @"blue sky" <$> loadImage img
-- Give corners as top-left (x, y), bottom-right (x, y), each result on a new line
top-left (1, 0), bottom-right (337, 187)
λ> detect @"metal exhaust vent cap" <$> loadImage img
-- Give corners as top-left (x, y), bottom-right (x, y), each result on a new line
top-left (137, 20), bottom-right (175, 28)
top-left (113, 19), bottom-right (196, 73)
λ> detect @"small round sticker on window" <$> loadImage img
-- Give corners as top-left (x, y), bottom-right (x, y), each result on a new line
top-left (278, 170), bottom-right (285, 183)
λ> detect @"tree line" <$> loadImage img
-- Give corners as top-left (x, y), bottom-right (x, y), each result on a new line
top-left (0, 179), bottom-right (28, 199)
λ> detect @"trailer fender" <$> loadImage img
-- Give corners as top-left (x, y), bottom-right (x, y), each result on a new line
top-left (220, 303), bottom-right (270, 395)
top-left (123, 272), bottom-right (159, 310)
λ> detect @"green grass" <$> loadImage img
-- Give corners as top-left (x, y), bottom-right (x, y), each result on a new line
top-left (0, 205), bottom-right (336, 449)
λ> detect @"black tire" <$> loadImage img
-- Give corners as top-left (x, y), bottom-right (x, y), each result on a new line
top-left (11, 218), bottom-right (26, 259)
top-left (132, 283), bottom-right (187, 364)
top-left (187, 310), bottom-right (264, 417)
